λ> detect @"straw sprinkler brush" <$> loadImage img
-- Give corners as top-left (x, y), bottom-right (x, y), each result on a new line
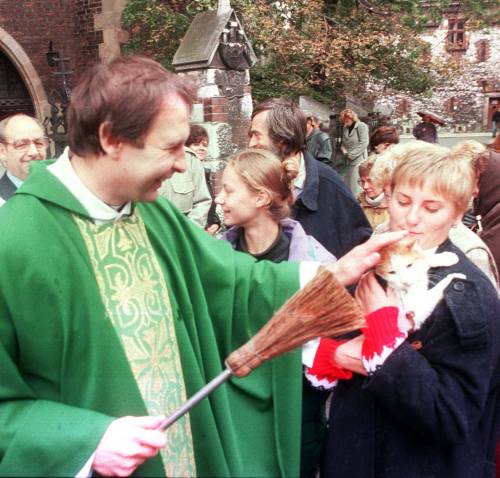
top-left (159, 266), bottom-right (364, 430)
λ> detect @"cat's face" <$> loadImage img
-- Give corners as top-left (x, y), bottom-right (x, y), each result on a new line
top-left (388, 181), bottom-right (462, 250)
top-left (376, 241), bottom-right (428, 290)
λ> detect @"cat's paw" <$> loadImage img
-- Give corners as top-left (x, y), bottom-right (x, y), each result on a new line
top-left (448, 272), bottom-right (466, 281)
top-left (430, 251), bottom-right (459, 268)
top-left (439, 273), bottom-right (466, 291)
top-left (429, 273), bottom-right (467, 296)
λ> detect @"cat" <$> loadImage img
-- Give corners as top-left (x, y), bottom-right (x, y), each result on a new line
top-left (375, 239), bottom-right (466, 332)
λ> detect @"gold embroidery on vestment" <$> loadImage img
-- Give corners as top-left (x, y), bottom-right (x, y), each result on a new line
top-left (74, 211), bottom-right (196, 477)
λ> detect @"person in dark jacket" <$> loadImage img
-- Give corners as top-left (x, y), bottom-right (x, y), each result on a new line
top-left (412, 113), bottom-right (438, 144)
top-left (249, 98), bottom-right (372, 260)
top-left (473, 136), bottom-right (500, 277)
top-left (492, 106), bottom-right (500, 138)
top-left (0, 114), bottom-right (48, 205)
top-left (313, 144), bottom-right (500, 478)
top-left (305, 115), bottom-right (332, 165)
top-left (248, 98), bottom-right (372, 477)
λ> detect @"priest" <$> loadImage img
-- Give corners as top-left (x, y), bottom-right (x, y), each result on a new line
top-left (0, 55), bottom-right (401, 477)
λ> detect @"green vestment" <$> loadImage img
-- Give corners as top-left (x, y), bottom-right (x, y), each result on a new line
top-left (0, 162), bottom-right (302, 477)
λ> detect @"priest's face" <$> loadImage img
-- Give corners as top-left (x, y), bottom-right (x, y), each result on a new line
top-left (114, 94), bottom-right (190, 203)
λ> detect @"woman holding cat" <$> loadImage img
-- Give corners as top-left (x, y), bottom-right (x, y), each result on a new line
top-left (371, 140), bottom-right (498, 287)
top-left (315, 144), bottom-right (500, 478)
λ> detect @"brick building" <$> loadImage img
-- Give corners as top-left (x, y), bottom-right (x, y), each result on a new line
top-left (0, 0), bottom-right (127, 123)
top-left (0, 0), bottom-right (255, 169)
top-left (373, 7), bottom-right (500, 135)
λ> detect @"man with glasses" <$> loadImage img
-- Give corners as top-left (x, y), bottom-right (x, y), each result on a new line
top-left (0, 114), bottom-right (48, 205)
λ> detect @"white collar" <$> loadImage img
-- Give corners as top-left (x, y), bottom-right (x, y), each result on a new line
top-left (365, 191), bottom-right (385, 207)
top-left (47, 150), bottom-right (132, 223)
top-left (6, 171), bottom-right (23, 188)
top-left (293, 152), bottom-right (306, 190)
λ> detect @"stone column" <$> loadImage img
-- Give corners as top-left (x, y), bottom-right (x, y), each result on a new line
top-left (172, 2), bottom-right (256, 194)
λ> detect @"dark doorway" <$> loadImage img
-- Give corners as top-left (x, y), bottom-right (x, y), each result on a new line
top-left (0, 51), bottom-right (35, 120)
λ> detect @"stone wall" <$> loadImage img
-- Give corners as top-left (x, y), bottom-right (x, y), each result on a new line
top-left (373, 20), bottom-right (500, 134)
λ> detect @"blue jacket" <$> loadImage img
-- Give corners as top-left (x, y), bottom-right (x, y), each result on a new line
top-left (293, 152), bottom-right (372, 258)
top-left (221, 217), bottom-right (335, 263)
top-left (322, 239), bottom-right (500, 478)
top-left (0, 172), bottom-right (16, 202)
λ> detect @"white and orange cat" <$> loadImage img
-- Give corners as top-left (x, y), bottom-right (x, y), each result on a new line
top-left (375, 240), bottom-right (466, 332)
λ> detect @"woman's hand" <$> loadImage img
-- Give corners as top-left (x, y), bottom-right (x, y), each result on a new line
top-left (205, 224), bottom-right (220, 236)
top-left (335, 336), bottom-right (367, 375)
top-left (355, 271), bottom-right (398, 316)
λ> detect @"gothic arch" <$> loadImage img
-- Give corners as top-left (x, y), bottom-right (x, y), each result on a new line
top-left (0, 28), bottom-right (49, 121)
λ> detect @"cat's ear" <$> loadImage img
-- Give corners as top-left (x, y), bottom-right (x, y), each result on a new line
top-left (429, 251), bottom-right (459, 268)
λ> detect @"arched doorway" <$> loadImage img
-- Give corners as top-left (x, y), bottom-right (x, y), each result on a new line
top-left (0, 50), bottom-right (35, 120)
top-left (0, 27), bottom-right (49, 122)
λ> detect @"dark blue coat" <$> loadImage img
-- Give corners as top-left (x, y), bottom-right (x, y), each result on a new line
top-left (322, 240), bottom-right (500, 478)
top-left (0, 172), bottom-right (16, 202)
top-left (293, 152), bottom-right (372, 258)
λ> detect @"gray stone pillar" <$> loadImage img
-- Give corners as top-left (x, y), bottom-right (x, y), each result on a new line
top-left (172, 1), bottom-right (256, 194)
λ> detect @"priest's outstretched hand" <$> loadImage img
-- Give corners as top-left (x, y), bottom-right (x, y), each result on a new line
top-left (326, 230), bottom-right (407, 286)
top-left (92, 415), bottom-right (167, 476)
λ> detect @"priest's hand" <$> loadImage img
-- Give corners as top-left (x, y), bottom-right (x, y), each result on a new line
top-left (93, 415), bottom-right (167, 476)
top-left (327, 230), bottom-right (407, 286)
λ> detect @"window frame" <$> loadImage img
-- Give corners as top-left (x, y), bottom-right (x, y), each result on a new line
top-left (446, 18), bottom-right (468, 51)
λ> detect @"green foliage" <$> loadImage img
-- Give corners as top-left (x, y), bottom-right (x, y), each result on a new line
top-left (121, 0), bottom-right (496, 103)
top-left (122, 0), bottom-right (192, 67)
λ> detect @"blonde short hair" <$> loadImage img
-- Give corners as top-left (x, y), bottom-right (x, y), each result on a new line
top-left (358, 155), bottom-right (377, 177)
top-left (451, 140), bottom-right (486, 161)
top-left (451, 140), bottom-right (488, 181)
top-left (339, 109), bottom-right (359, 124)
top-left (226, 148), bottom-right (299, 222)
top-left (391, 144), bottom-right (474, 215)
top-left (370, 141), bottom-right (434, 191)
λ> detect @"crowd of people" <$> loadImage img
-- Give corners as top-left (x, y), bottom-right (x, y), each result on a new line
top-left (0, 55), bottom-right (498, 478)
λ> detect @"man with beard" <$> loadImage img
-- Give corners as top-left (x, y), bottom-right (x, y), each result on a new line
top-left (249, 98), bottom-right (372, 259)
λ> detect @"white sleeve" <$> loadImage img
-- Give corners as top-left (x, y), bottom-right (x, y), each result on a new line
top-left (75, 453), bottom-right (95, 478)
top-left (299, 261), bottom-right (321, 289)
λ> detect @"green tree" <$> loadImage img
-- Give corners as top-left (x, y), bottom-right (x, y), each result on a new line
top-left (122, 0), bottom-right (496, 103)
